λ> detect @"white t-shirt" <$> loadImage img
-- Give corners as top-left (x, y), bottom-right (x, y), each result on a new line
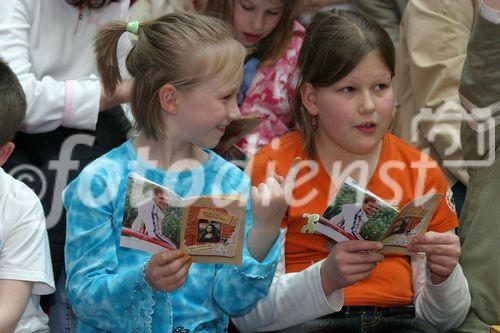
top-left (0, 167), bottom-right (55, 332)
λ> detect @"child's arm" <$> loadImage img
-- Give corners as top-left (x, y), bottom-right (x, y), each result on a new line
top-left (211, 185), bottom-right (283, 317)
top-left (232, 234), bottom-right (383, 332)
top-left (247, 175), bottom-right (287, 261)
top-left (0, 280), bottom-right (32, 333)
top-left (0, 1), bottom-right (130, 133)
top-left (233, 228), bottom-right (340, 332)
top-left (247, 158), bottom-right (301, 262)
top-left (409, 230), bottom-right (470, 331)
top-left (64, 170), bottom-right (173, 332)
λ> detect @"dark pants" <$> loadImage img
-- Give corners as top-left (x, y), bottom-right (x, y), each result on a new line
top-left (3, 107), bottom-right (129, 285)
top-left (273, 307), bottom-right (439, 333)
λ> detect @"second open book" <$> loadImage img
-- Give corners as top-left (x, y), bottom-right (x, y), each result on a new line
top-left (313, 177), bottom-right (441, 255)
top-left (120, 173), bottom-right (246, 264)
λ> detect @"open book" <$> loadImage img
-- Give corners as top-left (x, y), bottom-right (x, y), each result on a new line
top-left (120, 173), bottom-right (246, 264)
top-left (313, 177), bottom-right (441, 255)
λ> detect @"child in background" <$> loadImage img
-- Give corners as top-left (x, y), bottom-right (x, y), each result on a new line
top-left (63, 12), bottom-right (285, 332)
top-left (234, 10), bottom-right (470, 332)
top-left (0, 59), bottom-right (55, 333)
top-left (203, 0), bottom-right (305, 157)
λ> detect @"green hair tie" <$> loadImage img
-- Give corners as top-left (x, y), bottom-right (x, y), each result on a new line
top-left (126, 21), bottom-right (140, 35)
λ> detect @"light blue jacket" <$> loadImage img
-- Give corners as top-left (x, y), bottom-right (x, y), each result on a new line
top-left (63, 140), bottom-right (281, 332)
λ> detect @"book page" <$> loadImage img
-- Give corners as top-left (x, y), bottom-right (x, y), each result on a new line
top-left (120, 173), bottom-right (185, 254)
top-left (120, 174), bottom-right (247, 264)
top-left (314, 177), bottom-right (399, 243)
top-left (381, 193), bottom-right (441, 255)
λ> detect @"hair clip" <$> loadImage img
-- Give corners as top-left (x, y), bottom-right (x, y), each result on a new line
top-left (127, 21), bottom-right (140, 35)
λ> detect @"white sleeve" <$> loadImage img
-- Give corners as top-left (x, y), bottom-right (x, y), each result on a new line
top-left (232, 228), bottom-right (343, 332)
top-left (0, 188), bottom-right (55, 296)
top-left (480, 0), bottom-right (500, 24)
top-left (0, 0), bottom-right (100, 133)
top-left (412, 249), bottom-right (470, 331)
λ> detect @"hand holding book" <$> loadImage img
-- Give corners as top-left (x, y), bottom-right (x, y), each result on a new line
top-left (120, 173), bottom-right (247, 264)
top-left (320, 240), bottom-right (384, 295)
top-left (144, 251), bottom-right (192, 292)
top-left (313, 176), bottom-right (442, 256)
top-left (407, 231), bottom-right (461, 284)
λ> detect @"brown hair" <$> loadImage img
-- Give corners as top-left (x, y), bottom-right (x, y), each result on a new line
top-left (202, 0), bottom-right (299, 64)
top-left (0, 58), bottom-right (26, 145)
top-left (363, 196), bottom-right (378, 204)
top-left (292, 10), bottom-right (395, 158)
top-left (95, 12), bottom-right (245, 140)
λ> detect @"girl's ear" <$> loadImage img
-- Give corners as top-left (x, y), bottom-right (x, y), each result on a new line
top-left (300, 83), bottom-right (319, 116)
top-left (0, 142), bottom-right (15, 167)
top-left (159, 84), bottom-right (181, 115)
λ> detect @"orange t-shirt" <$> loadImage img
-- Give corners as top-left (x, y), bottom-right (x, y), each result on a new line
top-left (249, 131), bottom-right (458, 307)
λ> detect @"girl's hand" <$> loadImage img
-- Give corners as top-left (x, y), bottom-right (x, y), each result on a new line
top-left (251, 174), bottom-right (288, 235)
top-left (99, 79), bottom-right (132, 111)
top-left (320, 240), bottom-right (383, 295)
top-left (250, 157), bottom-right (301, 235)
top-left (407, 231), bottom-right (461, 285)
top-left (485, 0), bottom-right (500, 11)
top-left (247, 175), bottom-right (287, 261)
top-left (144, 251), bottom-right (192, 292)
top-left (247, 157), bottom-right (300, 261)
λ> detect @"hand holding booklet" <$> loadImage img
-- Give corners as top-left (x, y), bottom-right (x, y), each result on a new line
top-left (120, 173), bottom-right (246, 264)
top-left (313, 177), bottom-right (441, 255)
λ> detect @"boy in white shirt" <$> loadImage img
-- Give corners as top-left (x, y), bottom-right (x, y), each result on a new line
top-left (0, 58), bottom-right (55, 333)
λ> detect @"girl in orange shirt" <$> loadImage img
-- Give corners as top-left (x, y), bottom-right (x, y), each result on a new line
top-left (234, 9), bottom-right (470, 333)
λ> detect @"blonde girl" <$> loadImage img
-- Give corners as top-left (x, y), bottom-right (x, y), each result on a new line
top-left (63, 12), bottom-right (286, 332)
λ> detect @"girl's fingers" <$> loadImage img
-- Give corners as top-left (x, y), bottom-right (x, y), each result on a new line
top-left (407, 243), bottom-right (449, 255)
top-left (426, 255), bottom-right (457, 269)
top-left (339, 240), bottom-right (384, 253)
top-left (151, 250), bottom-right (184, 267)
top-left (427, 261), bottom-right (455, 278)
top-left (158, 254), bottom-right (192, 278)
top-left (347, 251), bottom-right (384, 264)
top-left (410, 231), bottom-right (458, 245)
top-left (158, 260), bottom-right (192, 291)
top-left (265, 177), bottom-right (281, 195)
top-left (273, 174), bottom-right (285, 184)
top-left (250, 186), bottom-right (259, 202)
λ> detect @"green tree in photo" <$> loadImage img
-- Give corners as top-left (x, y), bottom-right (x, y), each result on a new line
top-left (161, 206), bottom-right (183, 247)
top-left (359, 208), bottom-right (398, 241)
top-left (323, 185), bottom-right (358, 220)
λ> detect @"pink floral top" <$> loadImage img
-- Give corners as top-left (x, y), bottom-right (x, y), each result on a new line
top-left (236, 21), bottom-right (305, 156)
